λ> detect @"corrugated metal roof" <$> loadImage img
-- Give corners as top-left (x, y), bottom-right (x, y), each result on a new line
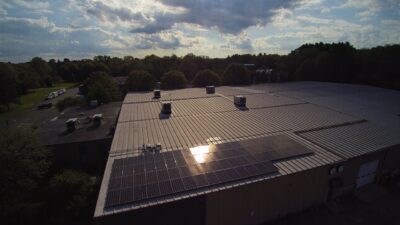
top-left (228, 93), bottom-right (305, 109)
top-left (95, 81), bottom-right (400, 218)
top-left (119, 96), bottom-right (238, 122)
top-left (111, 103), bottom-right (359, 155)
top-left (123, 86), bottom-right (260, 104)
top-left (248, 82), bottom-right (400, 132)
top-left (298, 122), bottom-right (400, 158)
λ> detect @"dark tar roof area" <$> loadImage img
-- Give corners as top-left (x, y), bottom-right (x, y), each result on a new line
top-left (39, 101), bottom-right (121, 146)
top-left (95, 81), bottom-right (400, 217)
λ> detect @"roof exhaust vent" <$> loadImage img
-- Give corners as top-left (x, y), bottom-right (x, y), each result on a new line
top-left (161, 101), bottom-right (172, 114)
top-left (65, 118), bottom-right (78, 131)
top-left (92, 114), bottom-right (103, 126)
top-left (234, 95), bottom-right (246, 107)
top-left (206, 85), bottom-right (215, 94)
top-left (154, 89), bottom-right (161, 99)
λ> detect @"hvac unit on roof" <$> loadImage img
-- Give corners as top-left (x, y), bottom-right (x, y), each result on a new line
top-left (206, 85), bottom-right (215, 94)
top-left (154, 89), bottom-right (161, 98)
top-left (65, 118), bottom-right (78, 131)
top-left (234, 95), bottom-right (246, 107)
top-left (161, 101), bottom-right (172, 114)
top-left (92, 114), bottom-right (103, 126)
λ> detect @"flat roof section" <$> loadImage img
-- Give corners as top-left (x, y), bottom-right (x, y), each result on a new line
top-left (39, 102), bottom-right (121, 145)
top-left (103, 134), bottom-right (312, 209)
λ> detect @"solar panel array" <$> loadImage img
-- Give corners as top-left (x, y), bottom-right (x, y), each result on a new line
top-left (105, 135), bottom-right (313, 208)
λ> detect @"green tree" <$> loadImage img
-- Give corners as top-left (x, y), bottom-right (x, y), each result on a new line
top-left (85, 72), bottom-right (121, 103)
top-left (0, 63), bottom-right (20, 110)
top-left (94, 62), bottom-right (111, 74)
top-left (125, 70), bottom-right (155, 92)
top-left (0, 128), bottom-right (50, 224)
top-left (192, 69), bottom-right (220, 87)
top-left (30, 57), bottom-right (52, 86)
top-left (161, 70), bottom-right (188, 90)
top-left (49, 170), bottom-right (95, 217)
top-left (222, 63), bottom-right (250, 85)
top-left (178, 54), bottom-right (199, 82)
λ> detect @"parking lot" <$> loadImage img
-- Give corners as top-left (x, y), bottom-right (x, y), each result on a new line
top-left (3, 87), bottom-right (79, 129)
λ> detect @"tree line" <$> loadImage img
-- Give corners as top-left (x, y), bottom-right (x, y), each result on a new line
top-left (1, 42), bottom-right (399, 109)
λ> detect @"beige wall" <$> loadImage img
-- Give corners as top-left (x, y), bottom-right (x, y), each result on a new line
top-left (206, 165), bottom-right (330, 225)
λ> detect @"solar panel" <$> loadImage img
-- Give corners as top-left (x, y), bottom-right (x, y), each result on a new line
top-left (104, 134), bottom-right (313, 208)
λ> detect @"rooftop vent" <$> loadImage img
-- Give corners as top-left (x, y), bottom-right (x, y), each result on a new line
top-left (234, 95), bottom-right (246, 107)
top-left (142, 143), bottom-right (162, 153)
top-left (161, 101), bottom-right (172, 114)
top-left (154, 89), bottom-right (161, 99)
top-left (65, 118), bottom-right (78, 131)
top-left (92, 113), bottom-right (103, 126)
top-left (206, 85), bottom-right (215, 94)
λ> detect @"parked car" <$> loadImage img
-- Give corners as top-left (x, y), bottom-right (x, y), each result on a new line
top-left (37, 102), bottom-right (53, 109)
top-left (45, 92), bottom-right (57, 100)
top-left (57, 88), bottom-right (66, 95)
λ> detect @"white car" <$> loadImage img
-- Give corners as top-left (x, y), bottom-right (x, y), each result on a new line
top-left (57, 88), bottom-right (66, 95)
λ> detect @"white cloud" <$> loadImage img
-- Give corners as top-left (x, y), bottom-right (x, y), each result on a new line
top-left (0, 0), bottom-right (399, 61)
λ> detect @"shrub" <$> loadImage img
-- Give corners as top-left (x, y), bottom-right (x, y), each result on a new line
top-left (125, 70), bottom-right (155, 91)
top-left (192, 69), bottom-right (220, 87)
top-left (56, 97), bottom-right (85, 111)
top-left (222, 63), bottom-right (250, 85)
top-left (49, 170), bottom-right (95, 217)
top-left (160, 70), bottom-right (187, 90)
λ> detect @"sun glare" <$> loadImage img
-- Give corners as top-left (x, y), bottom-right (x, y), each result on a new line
top-left (190, 145), bottom-right (210, 163)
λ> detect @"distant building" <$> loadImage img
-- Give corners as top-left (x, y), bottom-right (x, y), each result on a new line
top-left (39, 102), bottom-right (121, 174)
top-left (94, 82), bottom-right (400, 225)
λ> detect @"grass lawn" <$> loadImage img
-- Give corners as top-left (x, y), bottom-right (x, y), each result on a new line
top-left (0, 82), bottom-right (78, 122)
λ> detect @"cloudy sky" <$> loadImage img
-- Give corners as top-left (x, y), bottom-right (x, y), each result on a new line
top-left (0, 0), bottom-right (399, 62)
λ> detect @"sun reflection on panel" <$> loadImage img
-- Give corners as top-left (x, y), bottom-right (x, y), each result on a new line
top-left (190, 145), bottom-right (210, 163)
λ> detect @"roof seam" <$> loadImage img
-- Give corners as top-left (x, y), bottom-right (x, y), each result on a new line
top-left (117, 102), bottom-right (310, 123)
top-left (295, 119), bottom-right (367, 134)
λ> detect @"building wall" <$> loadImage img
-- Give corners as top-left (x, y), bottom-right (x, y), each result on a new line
top-left (327, 146), bottom-right (400, 199)
top-left (328, 151), bottom-right (384, 198)
top-left (380, 145), bottom-right (400, 185)
top-left (49, 138), bottom-right (111, 175)
top-left (205, 165), bottom-right (330, 225)
top-left (96, 195), bottom-right (206, 225)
